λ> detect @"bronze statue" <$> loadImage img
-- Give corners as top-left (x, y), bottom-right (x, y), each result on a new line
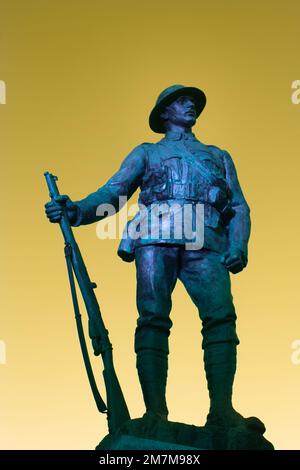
top-left (45, 85), bottom-right (268, 444)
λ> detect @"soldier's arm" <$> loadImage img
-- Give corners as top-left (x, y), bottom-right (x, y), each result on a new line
top-left (222, 149), bottom-right (251, 263)
top-left (71, 144), bottom-right (147, 226)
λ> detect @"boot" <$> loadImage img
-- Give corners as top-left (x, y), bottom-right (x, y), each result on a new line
top-left (204, 342), bottom-right (265, 432)
top-left (204, 342), bottom-right (241, 426)
top-left (136, 348), bottom-right (169, 421)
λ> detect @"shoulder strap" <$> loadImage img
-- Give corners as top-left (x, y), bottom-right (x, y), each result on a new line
top-left (143, 143), bottom-right (162, 172)
top-left (170, 141), bottom-right (220, 186)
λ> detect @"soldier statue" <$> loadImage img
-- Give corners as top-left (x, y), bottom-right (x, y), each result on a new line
top-left (45, 84), bottom-right (259, 429)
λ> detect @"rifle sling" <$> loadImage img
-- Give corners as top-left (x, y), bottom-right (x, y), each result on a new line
top-left (64, 243), bottom-right (107, 414)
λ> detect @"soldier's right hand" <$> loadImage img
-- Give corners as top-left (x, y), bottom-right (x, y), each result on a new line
top-left (44, 195), bottom-right (78, 225)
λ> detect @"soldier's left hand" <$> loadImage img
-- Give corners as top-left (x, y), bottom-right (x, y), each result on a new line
top-left (221, 248), bottom-right (247, 274)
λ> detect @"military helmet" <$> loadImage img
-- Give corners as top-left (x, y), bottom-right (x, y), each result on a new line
top-left (149, 84), bottom-right (206, 134)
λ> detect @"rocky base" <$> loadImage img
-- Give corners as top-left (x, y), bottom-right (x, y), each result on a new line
top-left (96, 416), bottom-right (274, 450)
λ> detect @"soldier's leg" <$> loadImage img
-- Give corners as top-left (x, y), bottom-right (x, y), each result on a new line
top-left (179, 248), bottom-right (242, 426)
top-left (134, 245), bottom-right (179, 420)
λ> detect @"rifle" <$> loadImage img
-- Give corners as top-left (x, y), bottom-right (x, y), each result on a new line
top-left (44, 171), bottom-right (130, 434)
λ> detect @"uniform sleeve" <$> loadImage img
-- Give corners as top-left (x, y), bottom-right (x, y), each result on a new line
top-left (222, 149), bottom-right (251, 260)
top-left (72, 143), bottom-right (147, 225)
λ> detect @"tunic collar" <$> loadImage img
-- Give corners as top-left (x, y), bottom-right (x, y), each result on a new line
top-left (164, 131), bottom-right (197, 141)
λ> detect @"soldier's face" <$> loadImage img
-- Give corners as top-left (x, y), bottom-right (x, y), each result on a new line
top-left (161, 95), bottom-right (197, 128)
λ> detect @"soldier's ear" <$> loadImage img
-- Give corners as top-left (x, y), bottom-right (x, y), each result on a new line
top-left (160, 107), bottom-right (169, 120)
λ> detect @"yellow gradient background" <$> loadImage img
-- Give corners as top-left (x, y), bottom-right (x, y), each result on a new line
top-left (0, 0), bottom-right (299, 450)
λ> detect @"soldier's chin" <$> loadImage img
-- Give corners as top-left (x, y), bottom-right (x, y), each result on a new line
top-left (184, 116), bottom-right (196, 126)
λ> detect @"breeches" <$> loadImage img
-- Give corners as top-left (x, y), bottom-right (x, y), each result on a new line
top-left (134, 245), bottom-right (239, 354)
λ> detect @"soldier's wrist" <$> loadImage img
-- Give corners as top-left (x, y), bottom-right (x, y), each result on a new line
top-left (66, 202), bottom-right (82, 226)
top-left (229, 242), bottom-right (248, 264)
